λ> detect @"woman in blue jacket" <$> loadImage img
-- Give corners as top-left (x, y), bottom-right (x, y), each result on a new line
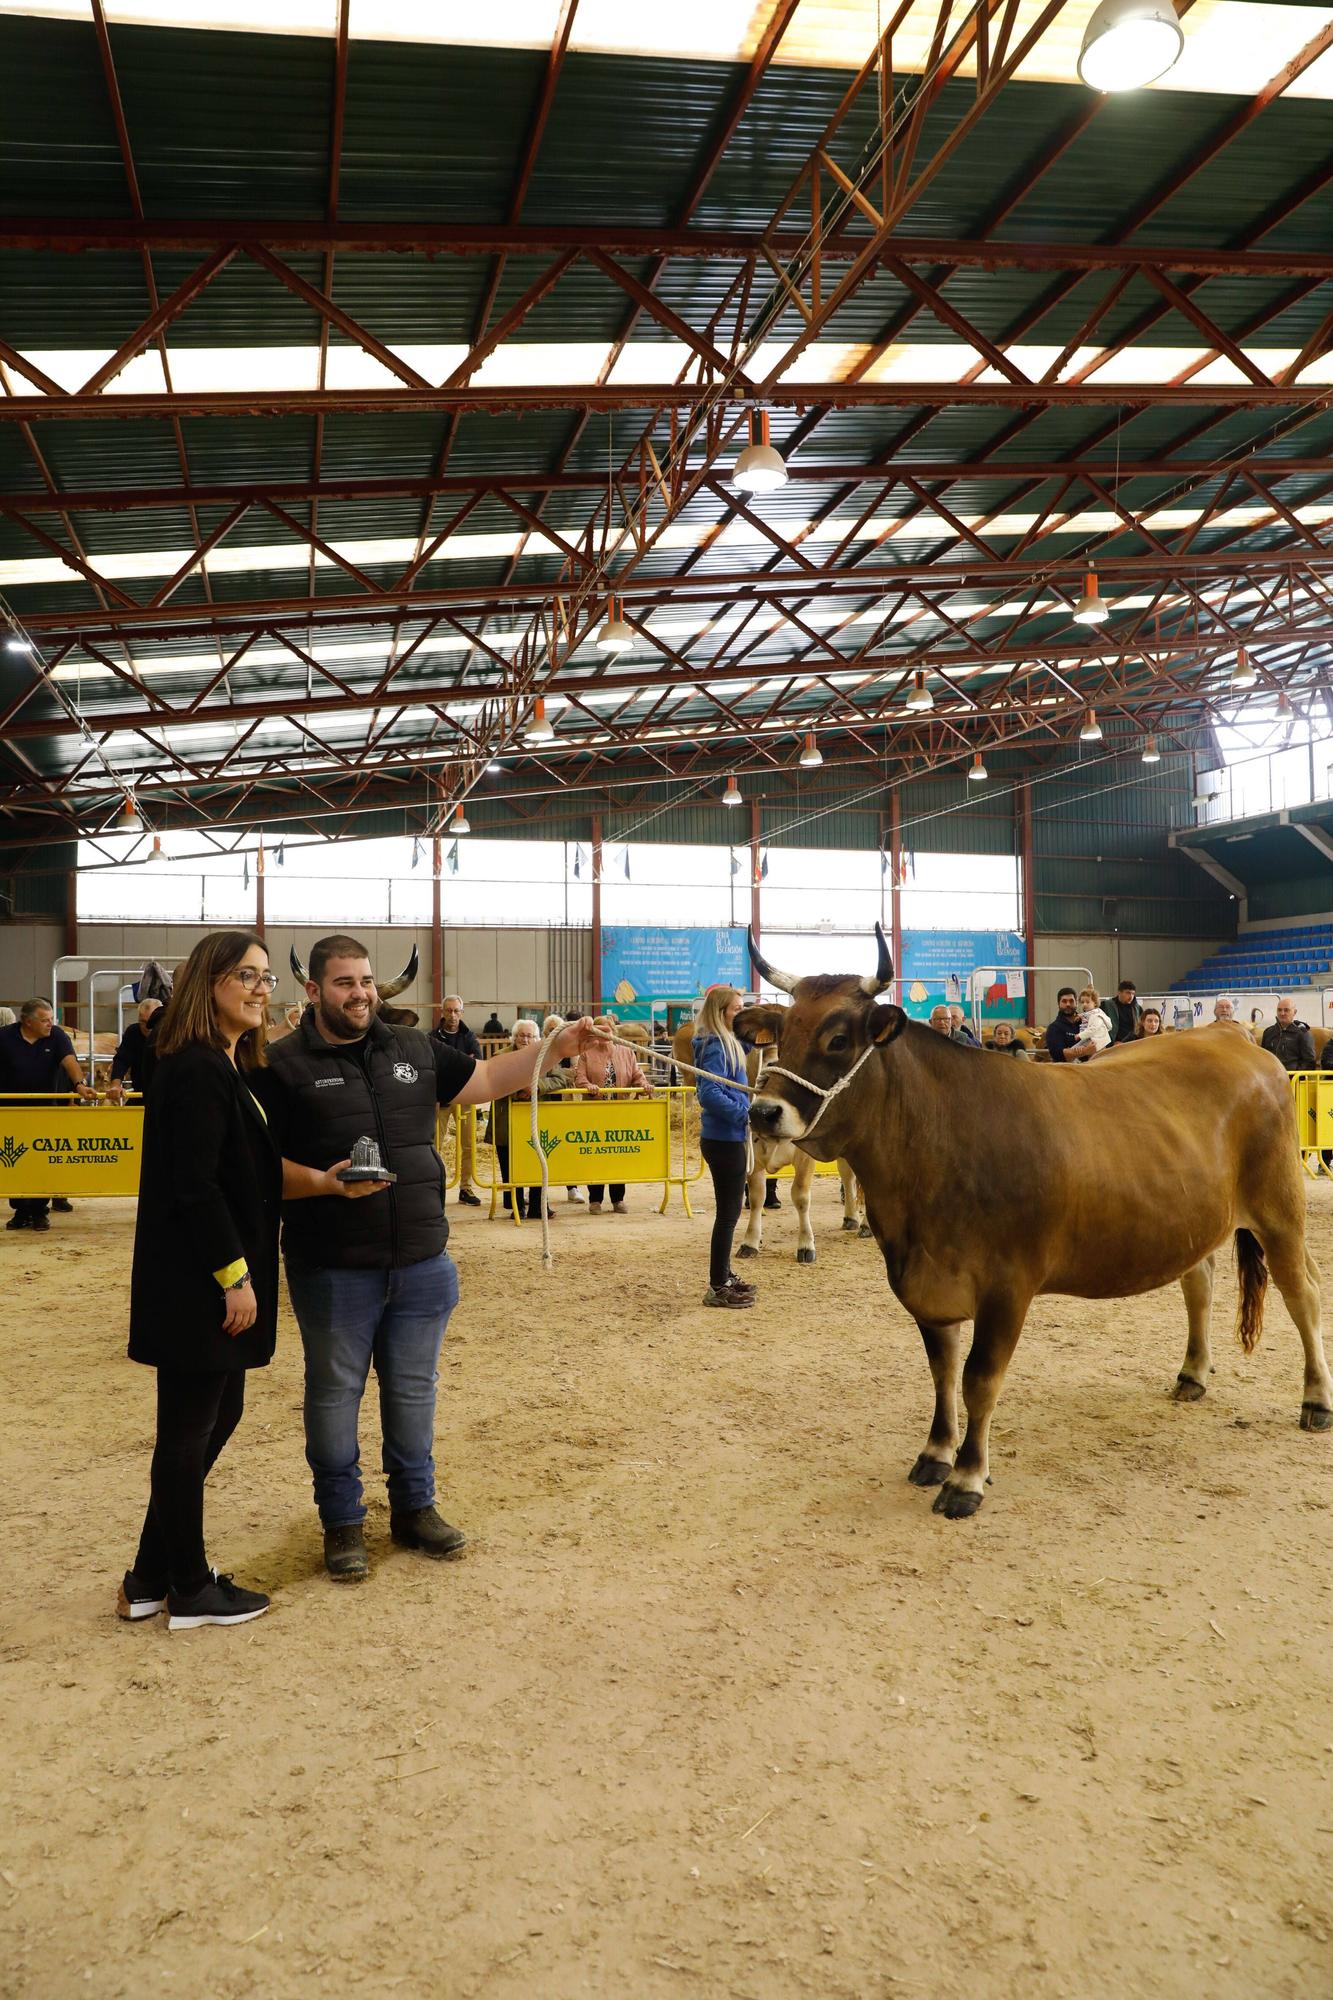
top-left (692, 985), bottom-right (755, 1310)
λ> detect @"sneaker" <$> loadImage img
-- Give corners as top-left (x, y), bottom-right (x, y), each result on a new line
top-left (29, 1214), bottom-right (50, 1232)
top-left (457, 1188), bottom-right (481, 1207)
top-left (323, 1522), bottom-right (368, 1582)
top-left (51, 1198), bottom-right (74, 1214)
top-left (703, 1285), bottom-right (753, 1309)
top-left (611, 1200), bottom-right (628, 1214)
top-left (588, 1202), bottom-right (603, 1214)
top-left (167, 1572), bottom-right (270, 1630)
top-left (565, 1189), bottom-right (585, 1205)
top-left (725, 1273), bottom-right (757, 1297)
top-left (116, 1570), bottom-right (167, 1621)
top-left (390, 1505), bottom-right (466, 1559)
top-left (5, 1214), bottom-right (29, 1231)
top-left (763, 1196), bottom-right (781, 1212)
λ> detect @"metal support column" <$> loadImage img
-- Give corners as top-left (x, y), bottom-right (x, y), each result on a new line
top-left (749, 798), bottom-right (762, 960)
top-left (889, 789), bottom-right (903, 992)
top-left (1018, 782), bottom-right (1036, 1028)
top-left (431, 834), bottom-right (443, 1026)
top-left (591, 814), bottom-right (603, 1013)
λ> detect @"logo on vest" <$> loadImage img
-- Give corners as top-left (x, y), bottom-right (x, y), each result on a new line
top-left (392, 1061), bottom-right (419, 1084)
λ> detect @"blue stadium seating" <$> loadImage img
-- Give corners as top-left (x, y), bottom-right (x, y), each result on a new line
top-left (1169, 922), bottom-right (1333, 993)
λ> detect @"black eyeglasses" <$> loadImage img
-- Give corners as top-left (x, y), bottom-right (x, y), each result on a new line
top-left (234, 968), bottom-right (279, 992)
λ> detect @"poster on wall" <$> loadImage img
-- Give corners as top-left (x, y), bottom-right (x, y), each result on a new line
top-left (900, 930), bottom-right (1026, 1020)
top-left (600, 926), bottom-right (748, 1015)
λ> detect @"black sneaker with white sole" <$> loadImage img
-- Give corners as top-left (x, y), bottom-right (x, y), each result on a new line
top-left (167, 1572), bottom-right (270, 1630)
top-left (116, 1570), bottom-right (167, 1621)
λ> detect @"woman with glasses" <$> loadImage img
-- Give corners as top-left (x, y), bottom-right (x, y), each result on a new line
top-left (119, 932), bottom-right (284, 1630)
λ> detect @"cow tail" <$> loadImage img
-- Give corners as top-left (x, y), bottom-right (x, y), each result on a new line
top-left (1234, 1228), bottom-right (1269, 1356)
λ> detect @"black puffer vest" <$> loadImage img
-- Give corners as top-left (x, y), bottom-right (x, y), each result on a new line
top-left (267, 1012), bottom-right (454, 1269)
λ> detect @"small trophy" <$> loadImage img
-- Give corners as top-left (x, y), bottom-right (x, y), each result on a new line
top-left (337, 1134), bottom-right (396, 1184)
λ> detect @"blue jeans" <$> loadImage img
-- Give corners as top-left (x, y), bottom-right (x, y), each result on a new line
top-left (285, 1250), bottom-right (459, 1528)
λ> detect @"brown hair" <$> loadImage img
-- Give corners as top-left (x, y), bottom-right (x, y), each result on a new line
top-left (154, 931), bottom-right (269, 1071)
top-left (309, 933), bottom-right (371, 985)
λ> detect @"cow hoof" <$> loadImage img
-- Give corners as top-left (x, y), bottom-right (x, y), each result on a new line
top-left (932, 1483), bottom-right (984, 1520)
top-left (796, 1247), bottom-right (815, 1265)
top-left (1172, 1375), bottom-right (1207, 1402)
top-left (736, 1243), bottom-right (758, 1260)
top-left (907, 1454), bottom-right (953, 1488)
top-left (858, 1223), bottom-right (872, 1239)
top-left (1300, 1401), bottom-right (1333, 1431)
top-left (841, 1217), bottom-right (860, 1232)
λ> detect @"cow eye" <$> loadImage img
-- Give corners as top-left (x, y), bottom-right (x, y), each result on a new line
top-left (826, 1032), bottom-right (850, 1053)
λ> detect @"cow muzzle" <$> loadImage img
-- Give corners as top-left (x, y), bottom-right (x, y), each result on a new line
top-left (750, 1093), bottom-right (803, 1141)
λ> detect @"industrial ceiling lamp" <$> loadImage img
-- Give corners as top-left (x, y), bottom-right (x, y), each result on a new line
top-left (1141, 735), bottom-right (1161, 764)
top-left (1079, 709), bottom-right (1103, 742)
top-left (526, 698), bottom-right (554, 744)
top-left (4, 633), bottom-right (33, 653)
top-left (968, 752), bottom-right (989, 784)
top-left (1231, 647), bottom-right (1256, 690)
top-left (798, 733), bottom-right (823, 768)
top-left (905, 672), bottom-right (934, 713)
top-left (723, 774), bottom-right (743, 806)
top-left (597, 596), bottom-right (634, 653)
top-left (1078, 0), bottom-right (1184, 92)
top-left (452, 802), bottom-right (471, 836)
top-left (144, 834), bottom-right (167, 863)
top-left (732, 411), bottom-right (788, 494)
top-left (119, 795), bottom-right (144, 832)
top-left (1072, 569), bottom-right (1109, 625)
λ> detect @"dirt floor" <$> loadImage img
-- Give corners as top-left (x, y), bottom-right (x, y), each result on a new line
top-left (3, 1167), bottom-right (1333, 2000)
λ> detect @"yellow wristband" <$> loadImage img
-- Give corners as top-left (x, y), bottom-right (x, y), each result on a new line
top-left (214, 1257), bottom-right (248, 1289)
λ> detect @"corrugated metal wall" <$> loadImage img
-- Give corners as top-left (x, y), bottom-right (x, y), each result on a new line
top-left (548, 927), bottom-right (592, 1018)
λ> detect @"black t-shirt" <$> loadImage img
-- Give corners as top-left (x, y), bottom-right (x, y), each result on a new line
top-left (1045, 1011), bottom-right (1082, 1058)
top-left (0, 1020), bottom-right (75, 1093)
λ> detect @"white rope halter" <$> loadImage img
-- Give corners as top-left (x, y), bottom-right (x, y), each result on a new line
top-left (760, 1039), bottom-right (881, 1135)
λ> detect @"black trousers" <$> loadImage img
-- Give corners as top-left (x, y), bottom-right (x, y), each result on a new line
top-left (700, 1138), bottom-right (748, 1290)
top-left (132, 1369), bottom-right (246, 1597)
top-left (9, 1198), bottom-right (49, 1220)
top-left (587, 1184), bottom-right (625, 1205)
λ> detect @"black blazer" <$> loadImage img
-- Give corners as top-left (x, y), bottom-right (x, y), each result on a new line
top-left (128, 1043), bottom-right (282, 1373)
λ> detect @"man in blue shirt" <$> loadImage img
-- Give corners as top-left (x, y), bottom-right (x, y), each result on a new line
top-left (0, 998), bottom-right (93, 1229)
top-left (1044, 987), bottom-right (1083, 1062)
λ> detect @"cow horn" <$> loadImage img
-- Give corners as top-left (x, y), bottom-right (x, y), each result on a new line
top-left (748, 929), bottom-right (797, 996)
top-left (859, 922), bottom-right (895, 997)
top-left (376, 943), bottom-right (420, 1000)
top-left (290, 945), bottom-right (308, 985)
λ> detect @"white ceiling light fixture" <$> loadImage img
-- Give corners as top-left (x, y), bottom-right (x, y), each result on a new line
top-left (732, 410), bottom-right (788, 494)
top-left (1231, 647), bottom-right (1256, 690)
top-left (5, 633), bottom-right (34, 654)
top-left (798, 733), bottom-right (823, 769)
top-left (722, 774), bottom-right (743, 806)
top-left (526, 698), bottom-right (554, 744)
top-left (1078, 0), bottom-right (1184, 92)
top-left (452, 802), bottom-right (471, 836)
top-left (1079, 709), bottom-right (1103, 742)
top-left (1141, 735), bottom-right (1161, 764)
top-left (119, 796), bottom-right (144, 832)
top-left (968, 752), bottom-right (989, 784)
top-left (905, 671), bottom-right (934, 713)
top-left (597, 596), bottom-right (634, 653)
top-left (144, 834), bottom-right (167, 863)
top-left (1072, 569), bottom-right (1109, 625)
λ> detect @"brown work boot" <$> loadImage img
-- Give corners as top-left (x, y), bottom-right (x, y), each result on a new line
top-left (390, 1506), bottom-right (466, 1559)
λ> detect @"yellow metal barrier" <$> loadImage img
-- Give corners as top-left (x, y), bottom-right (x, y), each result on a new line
top-left (0, 1092), bottom-right (143, 1197)
top-left (1291, 1070), bottom-right (1333, 1178)
top-left (476, 1087), bottom-right (703, 1222)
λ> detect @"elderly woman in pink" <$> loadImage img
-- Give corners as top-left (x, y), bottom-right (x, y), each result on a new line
top-left (574, 1015), bottom-right (652, 1214)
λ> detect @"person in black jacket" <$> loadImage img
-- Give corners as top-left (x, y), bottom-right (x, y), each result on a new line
top-left (266, 934), bottom-right (608, 1583)
top-left (1261, 996), bottom-right (1316, 1072)
top-left (431, 994), bottom-right (483, 1205)
top-left (106, 997), bottom-right (162, 1102)
top-left (121, 934), bottom-right (289, 1629)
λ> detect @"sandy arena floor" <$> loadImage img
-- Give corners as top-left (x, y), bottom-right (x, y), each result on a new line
top-left (2, 1170), bottom-right (1332, 2000)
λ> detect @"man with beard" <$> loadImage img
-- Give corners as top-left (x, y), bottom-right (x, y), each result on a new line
top-left (265, 934), bottom-right (606, 1581)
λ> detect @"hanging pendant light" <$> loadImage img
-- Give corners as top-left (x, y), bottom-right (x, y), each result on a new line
top-left (1231, 647), bottom-right (1256, 690)
top-left (452, 802), bottom-right (471, 836)
top-left (968, 753), bottom-right (989, 784)
top-left (1079, 709), bottom-right (1103, 742)
top-left (526, 699), bottom-right (554, 744)
top-left (1078, 0), bottom-right (1184, 92)
top-left (798, 734), bottom-right (822, 769)
top-left (597, 596), bottom-right (633, 653)
top-left (1073, 570), bottom-right (1109, 625)
top-left (119, 796), bottom-right (144, 832)
top-left (722, 774), bottom-right (743, 807)
top-left (905, 672), bottom-right (934, 713)
top-left (1141, 735), bottom-right (1161, 765)
top-left (732, 411), bottom-right (787, 494)
top-left (144, 833), bottom-right (167, 863)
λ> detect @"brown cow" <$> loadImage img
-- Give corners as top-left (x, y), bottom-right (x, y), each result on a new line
top-left (672, 1018), bottom-right (863, 1262)
top-left (746, 926), bottom-right (1333, 1520)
